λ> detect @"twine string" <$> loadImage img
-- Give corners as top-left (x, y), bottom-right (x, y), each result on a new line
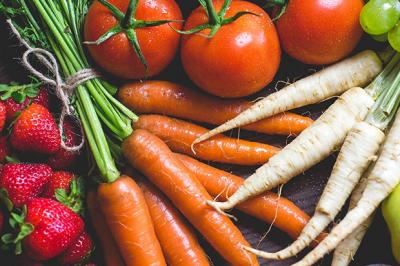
top-left (7, 19), bottom-right (101, 152)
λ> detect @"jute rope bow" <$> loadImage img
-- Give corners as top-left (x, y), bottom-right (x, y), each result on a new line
top-left (7, 20), bottom-right (101, 152)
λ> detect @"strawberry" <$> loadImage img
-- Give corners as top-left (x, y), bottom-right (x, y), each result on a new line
top-left (0, 101), bottom-right (6, 132)
top-left (48, 119), bottom-right (81, 169)
top-left (0, 163), bottom-right (53, 207)
top-left (42, 171), bottom-right (75, 199)
top-left (0, 136), bottom-right (9, 162)
top-left (58, 231), bottom-right (94, 265)
top-left (2, 85), bottom-right (49, 122)
top-left (23, 198), bottom-right (84, 260)
top-left (42, 171), bottom-right (84, 215)
top-left (10, 104), bottom-right (61, 154)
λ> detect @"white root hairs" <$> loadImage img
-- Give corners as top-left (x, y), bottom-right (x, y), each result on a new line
top-left (244, 121), bottom-right (384, 259)
top-left (293, 108), bottom-right (400, 266)
top-left (193, 50), bottom-right (382, 145)
top-left (207, 87), bottom-right (375, 213)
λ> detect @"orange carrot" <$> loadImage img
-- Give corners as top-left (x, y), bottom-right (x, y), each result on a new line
top-left (139, 179), bottom-right (210, 266)
top-left (119, 81), bottom-right (313, 135)
top-left (97, 175), bottom-right (166, 266)
top-left (175, 153), bottom-right (326, 245)
top-left (122, 129), bottom-right (259, 266)
top-left (86, 190), bottom-right (125, 266)
top-left (133, 115), bottom-right (280, 166)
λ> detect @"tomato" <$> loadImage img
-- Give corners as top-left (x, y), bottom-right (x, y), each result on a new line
top-left (84, 0), bottom-right (182, 79)
top-left (180, 0), bottom-right (281, 98)
top-left (276, 0), bottom-right (364, 65)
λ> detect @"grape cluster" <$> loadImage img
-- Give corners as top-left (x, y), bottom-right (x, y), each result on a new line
top-left (360, 0), bottom-right (400, 51)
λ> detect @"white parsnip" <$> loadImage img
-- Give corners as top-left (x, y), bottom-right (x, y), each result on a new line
top-left (293, 108), bottom-right (400, 266)
top-left (332, 177), bottom-right (375, 266)
top-left (244, 121), bottom-right (384, 260)
top-left (207, 87), bottom-right (375, 212)
top-left (193, 50), bottom-right (382, 145)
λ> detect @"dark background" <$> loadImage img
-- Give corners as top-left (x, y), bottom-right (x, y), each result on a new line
top-left (0, 0), bottom-right (397, 265)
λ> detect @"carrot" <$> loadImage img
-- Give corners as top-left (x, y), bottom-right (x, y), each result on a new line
top-left (86, 190), bottom-right (125, 266)
top-left (193, 50), bottom-right (382, 144)
top-left (138, 179), bottom-right (210, 266)
top-left (175, 153), bottom-right (326, 244)
top-left (207, 87), bottom-right (375, 213)
top-left (119, 80), bottom-right (313, 136)
top-left (97, 175), bottom-right (166, 266)
top-left (122, 129), bottom-right (259, 266)
top-left (133, 114), bottom-right (279, 166)
top-left (293, 109), bottom-right (400, 266)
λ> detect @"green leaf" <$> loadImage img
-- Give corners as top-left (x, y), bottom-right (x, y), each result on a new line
top-left (11, 91), bottom-right (26, 104)
top-left (1, 234), bottom-right (14, 244)
top-left (15, 242), bottom-right (22, 255)
top-left (10, 213), bottom-right (23, 224)
top-left (0, 188), bottom-right (13, 211)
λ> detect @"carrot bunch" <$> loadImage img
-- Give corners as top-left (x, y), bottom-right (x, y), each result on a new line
top-left (87, 81), bottom-right (319, 266)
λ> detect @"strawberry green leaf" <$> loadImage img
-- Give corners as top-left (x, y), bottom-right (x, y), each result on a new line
top-left (11, 91), bottom-right (26, 104)
top-left (0, 188), bottom-right (14, 211)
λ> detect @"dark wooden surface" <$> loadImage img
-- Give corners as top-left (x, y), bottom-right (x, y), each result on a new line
top-left (0, 0), bottom-right (398, 265)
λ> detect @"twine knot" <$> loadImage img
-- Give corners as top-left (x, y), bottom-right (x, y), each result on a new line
top-left (7, 20), bottom-right (101, 152)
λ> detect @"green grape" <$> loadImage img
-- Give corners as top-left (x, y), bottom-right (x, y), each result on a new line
top-left (389, 23), bottom-right (400, 51)
top-left (371, 33), bottom-right (388, 42)
top-left (360, 0), bottom-right (400, 35)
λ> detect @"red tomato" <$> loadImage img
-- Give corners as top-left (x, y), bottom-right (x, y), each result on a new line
top-left (181, 0), bottom-right (281, 98)
top-left (84, 0), bottom-right (182, 79)
top-left (277, 0), bottom-right (364, 65)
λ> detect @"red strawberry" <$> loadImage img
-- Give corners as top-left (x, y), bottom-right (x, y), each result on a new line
top-left (58, 231), bottom-right (94, 265)
top-left (84, 264), bottom-right (97, 266)
top-left (48, 120), bottom-right (81, 169)
top-left (4, 87), bottom-right (49, 122)
top-left (0, 163), bottom-right (53, 207)
top-left (10, 104), bottom-right (61, 154)
top-left (24, 198), bottom-right (84, 261)
top-left (0, 136), bottom-right (9, 162)
top-left (42, 171), bottom-right (84, 215)
top-left (43, 171), bottom-right (75, 199)
top-left (0, 101), bottom-right (6, 132)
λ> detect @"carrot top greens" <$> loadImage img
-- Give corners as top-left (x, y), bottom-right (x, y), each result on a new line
top-left (1, 0), bottom-right (138, 182)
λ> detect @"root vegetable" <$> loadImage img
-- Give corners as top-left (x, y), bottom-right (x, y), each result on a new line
top-left (122, 129), bottom-right (259, 266)
top-left (207, 87), bottom-right (374, 212)
top-left (133, 115), bottom-right (279, 166)
top-left (193, 50), bottom-right (382, 144)
top-left (293, 108), bottom-right (400, 266)
top-left (119, 81), bottom-right (313, 136)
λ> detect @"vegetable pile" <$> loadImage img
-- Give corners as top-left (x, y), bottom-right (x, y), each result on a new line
top-left (0, 0), bottom-right (399, 265)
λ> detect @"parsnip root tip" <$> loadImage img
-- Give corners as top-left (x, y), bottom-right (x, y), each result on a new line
top-left (206, 200), bottom-right (237, 221)
top-left (242, 245), bottom-right (274, 258)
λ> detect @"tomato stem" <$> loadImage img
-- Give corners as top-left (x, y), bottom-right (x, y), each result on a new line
top-left (180, 0), bottom-right (257, 38)
top-left (204, 0), bottom-right (220, 24)
top-left (122, 0), bottom-right (138, 28)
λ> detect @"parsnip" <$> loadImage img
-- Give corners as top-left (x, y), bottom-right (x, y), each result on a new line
top-left (193, 50), bottom-right (382, 145)
top-left (293, 108), bottom-right (400, 266)
top-left (332, 177), bottom-right (374, 266)
top-left (207, 87), bottom-right (375, 212)
top-left (244, 121), bottom-right (384, 259)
